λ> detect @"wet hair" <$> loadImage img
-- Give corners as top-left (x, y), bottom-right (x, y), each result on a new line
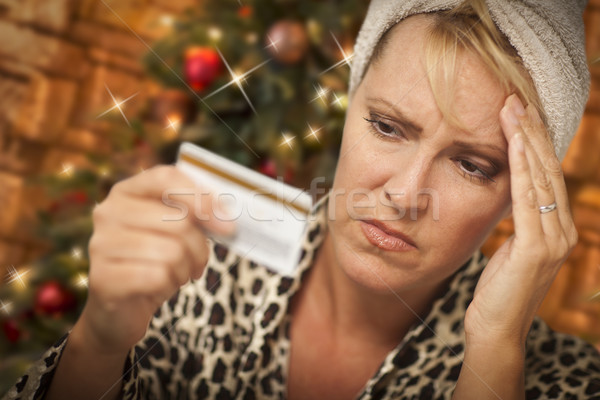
top-left (369, 0), bottom-right (545, 129)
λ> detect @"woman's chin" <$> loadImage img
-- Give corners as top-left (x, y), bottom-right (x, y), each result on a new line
top-left (335, 249), bottom-right (424, 294)
top-left (325, 225), bottom-right (428, 294)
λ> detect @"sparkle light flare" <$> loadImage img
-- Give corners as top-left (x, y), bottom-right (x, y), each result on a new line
top-left (265, 34), bottom-right (281, 53)
top-left (163, 114), bottom-right (181, 141)
top-left (320, 31), bottom-right (354, 75)
top-left (310, 84), bottom-right (330, 105)
top-left (76, 273), bottom-right (89, 288)
top-left (590, 291), bottom-right (600, 301)
top-left (97, 84), bottom-right (138, 127)
top-left (164, 114), bottom-right (182, 132)
top-left (59, 162), bottom-right (74, 177)
top-left (99, 0), bottom-right (260, 158)
top-left (279, 132), bottom-right (296, 149)
top-left (6, 265), bottom-right (30, 288)
top-left (304, 123), bottom-right (323, 143)
top-left (331, 92), bottom-right (347, 109)
top-left (202, 48), bottom-right (270, 116)
top-left (0, 300), bottom-right (13, 315)
top-left (71, 247), bottom-right (83, 260)
top-left (231, 70), bottom-right (246, 86)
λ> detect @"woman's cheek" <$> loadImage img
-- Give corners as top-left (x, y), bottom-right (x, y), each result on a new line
top-left (336, 153), bottom-right (384, 190)
top-left (439, 192), bottom-right (506, 250)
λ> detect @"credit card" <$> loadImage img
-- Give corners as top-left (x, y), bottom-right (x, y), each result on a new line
top-left (176, 142), bottom-right (313, 276)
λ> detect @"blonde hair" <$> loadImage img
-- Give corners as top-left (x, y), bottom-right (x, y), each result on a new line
top-left (371, 0), bottom-right (545, 130)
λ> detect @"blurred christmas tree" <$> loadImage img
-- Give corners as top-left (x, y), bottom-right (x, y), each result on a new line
top-left (0, 0), bottom-right (369, 393)
top-left (143, 0), bottom-right (369, 189)
top-left (0, 116), bottom-right (158, 391)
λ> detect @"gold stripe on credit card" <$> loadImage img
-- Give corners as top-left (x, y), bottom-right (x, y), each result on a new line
top-left (179, 153), bottom-right (310, 215)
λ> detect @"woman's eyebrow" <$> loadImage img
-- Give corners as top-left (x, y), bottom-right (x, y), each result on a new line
top-left (452, 140), bottom-right (507, 161)
top-left (365, 96), bottom-right (423, 133)
top-left (366, 96), bottom-right (508, 160)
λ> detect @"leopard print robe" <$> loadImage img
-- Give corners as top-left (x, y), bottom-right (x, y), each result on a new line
top-left (4, 196), bottom-right (600, 400)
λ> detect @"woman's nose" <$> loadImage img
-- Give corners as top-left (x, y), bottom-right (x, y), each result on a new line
top-left (382, 160), bottom-right (438, 220)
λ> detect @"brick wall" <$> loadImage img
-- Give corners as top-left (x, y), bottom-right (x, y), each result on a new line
top-left (0, 0), bottom-right (195, 267)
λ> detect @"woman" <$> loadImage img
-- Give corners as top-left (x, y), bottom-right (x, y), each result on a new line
top-left (4, 0), bottom-right (600, 399)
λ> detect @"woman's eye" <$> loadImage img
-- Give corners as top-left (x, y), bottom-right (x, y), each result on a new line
top-left (457, 159), bottom-right (496, 184)
top-left (363, 116), bottom-right (402, 138)
top-left (376, 121), bottom-right (394, 134)
top-left (461, 160), bottom-right (478, 173)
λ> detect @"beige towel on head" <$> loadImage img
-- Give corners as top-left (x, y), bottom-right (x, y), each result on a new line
top-left (348, 0), bottom-right (590, 161)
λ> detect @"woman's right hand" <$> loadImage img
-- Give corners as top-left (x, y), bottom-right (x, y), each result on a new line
top-left (73, 165), bottom-right (235, 355)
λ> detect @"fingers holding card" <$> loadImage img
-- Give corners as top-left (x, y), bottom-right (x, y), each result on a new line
top-left (176, 142), bottom-right (313, 276)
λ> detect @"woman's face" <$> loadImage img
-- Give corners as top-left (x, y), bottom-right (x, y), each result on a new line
top-left (328, 15), bottom-right (513, 293)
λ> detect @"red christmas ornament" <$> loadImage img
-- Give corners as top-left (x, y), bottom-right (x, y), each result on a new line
top-left (35, 281), bottom-right (76, 316)
top-left (184, 47), bottom-right (222, 92)
top-left (258, 159), bottom-right (278, 179)
top-left (265, 20), bottom-right (309, 65)
top-left (258, 159), bottom-right (294, 184)
top-left (238, 5), bottom-right (252, 18)
top-left (64, 190), bottom-right (89, 205)
top-left (48, 191), bottom-right (88, 214)
top-left (2, 319), bottom-right (20, 343)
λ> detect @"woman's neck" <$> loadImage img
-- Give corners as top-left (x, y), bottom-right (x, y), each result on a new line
top-left (296, 232), bottom-right (450, 348)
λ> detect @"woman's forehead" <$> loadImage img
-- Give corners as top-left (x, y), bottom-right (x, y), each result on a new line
top-left (363, 18), bottom-right (508, 141)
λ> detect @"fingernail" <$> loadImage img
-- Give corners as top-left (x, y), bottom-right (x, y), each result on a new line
top-left (513, 133), bottom-right (524, 153)
top-left (512, 96), bottom-right (526, 117)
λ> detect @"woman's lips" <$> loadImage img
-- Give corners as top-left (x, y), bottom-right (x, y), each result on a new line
top-left (359, 220), bottom-right (417, 252)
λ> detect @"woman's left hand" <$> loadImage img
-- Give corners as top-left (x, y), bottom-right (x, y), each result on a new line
top-left (464, 94), bottom-right (578, 349)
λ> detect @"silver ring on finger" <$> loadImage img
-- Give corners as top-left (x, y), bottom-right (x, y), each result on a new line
top-left (539, 202), bottom-right (557, 214)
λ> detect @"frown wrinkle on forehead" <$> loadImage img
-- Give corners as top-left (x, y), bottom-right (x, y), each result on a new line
top-left (360, 14), bottom-right (509, 147)
top-left (363, 82), bottom-right (508, 159)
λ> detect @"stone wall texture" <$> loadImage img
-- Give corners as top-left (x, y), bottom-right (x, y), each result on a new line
top-left (0, 0), bottom-right (195, 267)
